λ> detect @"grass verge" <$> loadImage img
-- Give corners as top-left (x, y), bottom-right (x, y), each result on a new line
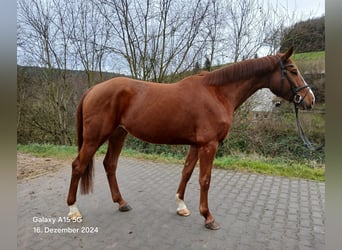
top-left (17, 143), bottom-right (77, 159)
top-left (292, 51), bottom-right (325, 61)
top-left (214, 154), bottom-right (324, 181)
top-left (17, 144), bottom-right (325, 181)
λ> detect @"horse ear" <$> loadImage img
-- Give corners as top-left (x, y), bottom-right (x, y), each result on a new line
top-left (281, 47), bottom-right (294, 62)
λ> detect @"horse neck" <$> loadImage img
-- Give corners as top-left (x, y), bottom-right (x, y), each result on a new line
top-left (206, 56), bottom-right (278, 109)
top-left (215, 75), bottom-right (270, 110)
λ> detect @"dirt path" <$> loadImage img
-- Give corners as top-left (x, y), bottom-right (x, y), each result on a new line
top-left (17, 153), bottom-right (71, 180)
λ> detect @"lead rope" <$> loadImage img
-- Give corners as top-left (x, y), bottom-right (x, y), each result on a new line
top-left (294, 104), bottom-right (325, 151)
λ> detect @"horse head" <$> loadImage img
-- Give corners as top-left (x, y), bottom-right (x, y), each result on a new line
top-left (270, 47), bottom-right (315, 110)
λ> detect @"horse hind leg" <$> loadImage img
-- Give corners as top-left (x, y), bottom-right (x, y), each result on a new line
top-left (103, 126), bottom-right (131, 212)
top-left (67, 157), bottom-right (84, 220)
top-left (175, 145), bottom-right (198, 217)
top-left (67, 142), bottom-right (99, 220)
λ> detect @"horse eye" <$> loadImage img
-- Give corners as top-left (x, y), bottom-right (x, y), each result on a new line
top-left (290, 69), bottom-right (298, 75)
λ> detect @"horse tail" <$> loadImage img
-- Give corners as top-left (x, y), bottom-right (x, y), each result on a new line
top-left (77, 89), bottom-right (94, 195)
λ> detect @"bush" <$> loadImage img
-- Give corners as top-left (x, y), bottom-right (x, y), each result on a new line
top-left (124, 136), bottom-right (188, 159)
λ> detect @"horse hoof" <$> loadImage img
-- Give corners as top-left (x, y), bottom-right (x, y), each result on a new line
top-left (177, 208), bottom-right (191, 217)
top-left (205, 221), bottom-right (220, 230)
top-left (119, 204), bottom-right (132, 212)
top-left (68, 211), bottom-right (83, 221)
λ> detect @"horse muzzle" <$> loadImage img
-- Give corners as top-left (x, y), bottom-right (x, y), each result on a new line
top-left (294, 90), bottom-right (315, 110)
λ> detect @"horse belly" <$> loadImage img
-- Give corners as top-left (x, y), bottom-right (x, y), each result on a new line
top-left (122, 112), bottom-right (197, 145)
top-left (120, 95), bottom-right (197, 145)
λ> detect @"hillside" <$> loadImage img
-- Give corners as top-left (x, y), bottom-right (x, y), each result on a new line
top-left (280, 16), bottom-right (325, 53)
top-left (292, 51), bottom-right (325, 74)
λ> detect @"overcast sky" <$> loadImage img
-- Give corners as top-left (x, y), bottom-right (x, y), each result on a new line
top-left (273, 0), bottom-right (325, 21)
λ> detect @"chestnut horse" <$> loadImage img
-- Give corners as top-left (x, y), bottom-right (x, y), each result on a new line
top-left (67, 47), bottom-right (315, 230)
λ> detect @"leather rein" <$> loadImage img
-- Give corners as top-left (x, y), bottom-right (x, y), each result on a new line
top-left (278, 58), bottom-right (324, 151)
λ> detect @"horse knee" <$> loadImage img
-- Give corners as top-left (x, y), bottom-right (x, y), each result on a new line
top-left (199, 176), bottom-right (211, 191)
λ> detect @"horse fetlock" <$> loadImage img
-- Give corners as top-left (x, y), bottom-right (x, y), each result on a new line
top-left (199, 204), bottom-right (210, 217)
top-left (68, 204), bottom-right (83, 221)
top-left (176, 194), bottom-right (191, 216)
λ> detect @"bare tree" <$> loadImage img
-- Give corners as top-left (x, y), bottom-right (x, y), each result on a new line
top-left (93, 0), bottom-right (211, 82)
top-left (223, 0), bottom-right (272, 62)
top-left (202, 0), bottom-right (224, 70)
top-left (17, 0), bottom-right (76, 144)
top-left (70, 0), bottom-right (111, 87)
top-left (261, 1), bottom-right (292, 55)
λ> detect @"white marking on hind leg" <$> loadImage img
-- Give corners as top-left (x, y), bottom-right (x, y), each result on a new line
top-left (68, 203), bottom-right (83, 221)
top-left (176, 194), bottom-right (191, 216)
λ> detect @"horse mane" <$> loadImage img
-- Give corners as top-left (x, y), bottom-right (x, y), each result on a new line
top-left (203, 55), bottom-right (278, 85)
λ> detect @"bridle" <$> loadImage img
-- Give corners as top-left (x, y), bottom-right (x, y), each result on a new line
top-left (278, 57), bottom-right (311, 106)
top-left (277, 57), bottom-right (324, 151)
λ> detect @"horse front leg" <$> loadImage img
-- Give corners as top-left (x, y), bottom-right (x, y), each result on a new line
top-left (104, 127), bottom-right (131, 212)
top-left (198, 141), bottom-right (220, 230)
top-left (175, 145), bottom-right (198, 216)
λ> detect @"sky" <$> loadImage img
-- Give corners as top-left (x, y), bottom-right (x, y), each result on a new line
top-left (272, 0), bottom-right (325, 22)
top-left (16, 0), bottom-right (326, 71)
top-left (287, 0), bottom-right (325, 16)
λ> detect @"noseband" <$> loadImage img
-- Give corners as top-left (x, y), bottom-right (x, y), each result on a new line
top-left (278, 57), bottom-right (311, 106)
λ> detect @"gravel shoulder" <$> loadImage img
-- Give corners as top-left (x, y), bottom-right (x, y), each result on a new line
top-left (17, 153), bottom-right (71, 181)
